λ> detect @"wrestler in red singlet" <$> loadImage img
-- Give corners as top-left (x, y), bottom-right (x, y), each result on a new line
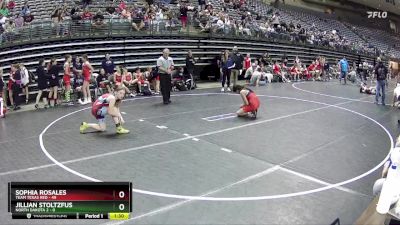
top-left (82, 62), bottom-right (91, 81)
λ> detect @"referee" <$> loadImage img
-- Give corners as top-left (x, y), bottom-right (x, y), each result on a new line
top-left (157, 48), bottom-right (174, 105)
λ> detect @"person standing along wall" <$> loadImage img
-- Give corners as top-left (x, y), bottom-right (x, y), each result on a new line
top-left (10, 64), bottom-right (22, 110)
top-left (82, 54), bottom-right (94, 104)
top-left (157, 48), bottom-right (174, 105)
top-left (35, 59), bottom-right (49, 109)
top-left (185, 50), bottom-right (196, 89)
top-left (0, 68), bottom-right (4, 117)
top-left (63, 55), bottom-right (73, 104)
top-left (231, 46), bottom-right (244, 87)
top-left (339, 56), bottom-right (349, 85)
top-left (221, 50), bottom-right (235, 92)
top-left (47, 58), bottom-right (61, 107)
top-left (374, 57), bottom-right (388, 105)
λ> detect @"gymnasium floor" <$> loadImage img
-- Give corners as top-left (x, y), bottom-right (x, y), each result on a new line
top-left (0, 81), bottom-right (398, 225)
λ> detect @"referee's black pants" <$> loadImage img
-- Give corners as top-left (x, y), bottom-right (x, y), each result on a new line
top-left (159, 74), bottom-right (171, 104)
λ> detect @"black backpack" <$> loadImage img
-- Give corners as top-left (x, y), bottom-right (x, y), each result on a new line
top-left (141, 83), bottom-right (152, 96)
top-left (175, 80), bottom-right (187, 91)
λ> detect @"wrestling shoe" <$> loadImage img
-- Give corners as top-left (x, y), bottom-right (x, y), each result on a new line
top-left (249, 110), bottom-right (257, 120)
top-left (116, 126), bottom-right (130, 134)
top-left (80, 122), bottom-right (89, 133)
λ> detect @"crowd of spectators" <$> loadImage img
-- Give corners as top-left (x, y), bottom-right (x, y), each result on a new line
top-left (0, 0), bottom-right (398, 59)
top-left (0, 0), bottom-right (36, 43)
top-left (0, 49), bottom-right (200, 110)
top-left (191, 0), bottom-right (377, 57)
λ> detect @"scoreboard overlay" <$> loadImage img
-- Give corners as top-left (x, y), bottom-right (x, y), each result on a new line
top-left (8, 182), bottom-right (132, 220)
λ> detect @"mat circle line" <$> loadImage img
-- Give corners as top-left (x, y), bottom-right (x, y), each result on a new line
top-left (38, 93), bottom-right (393, 201)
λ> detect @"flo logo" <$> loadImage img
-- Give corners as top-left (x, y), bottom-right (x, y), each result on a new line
top-left (367, 11), bottom-right (388, 18)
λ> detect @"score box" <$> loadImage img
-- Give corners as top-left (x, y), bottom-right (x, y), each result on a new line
top-left (8, 182), bottom-right (132, 220)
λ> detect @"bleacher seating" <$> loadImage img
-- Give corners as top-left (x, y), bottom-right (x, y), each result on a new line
top-left (0, 34), bottom-right (375, 96)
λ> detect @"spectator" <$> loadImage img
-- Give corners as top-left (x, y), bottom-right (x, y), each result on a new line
top-left (35, 59), bottom-right (49, 109)
top-left (222, 51), bottom-right (235, 92)
top-left (199, 11), bottom-right (211, 32)
top-left (92, 9), bottom-right (105, 28)
top-left (63, 55), bottom-right (73, 104)
top-left (314, 57), bottom-right (322, 80)
top-left (231, 46), bottom-right (243, 87)
top-left (0, 5), bottom-right (9, 16)
top-left (122, 67), bottom-right (137, 95)
top-left (271, 12), bottom-right (280, 28)
top-left (273, 60), bottom-right (289, 82)
top-left (294, 56), bottom-right (301, 67)
top-left (121, 6), bottom-right (131, 19)
top-left (245, 63), bottom-right (256, 83)
top-left (10, 64), bottom-right (21, 110)
top-left (374, 57), bottom-right (388, 105)
top-left (81, 8), bottom-right (93, 20)
top-left (20, 2), bottom-right (30, 17)
top-left (290, 63), bottom-right (301, 81)
top-left (198, 0), bottom-right (206, 11)
top-left (180, 2), bottom-right (189, 29)
top-left (282, 53), bottom-right (288, 67)
top-left (157, 48), bottom-right (174, 104)
top-left (321, 57), bottom-right (329, 81)
top-left (70, 4), bottom-right (82, 21)
top-left (102, 54), bottom-right (115, 77)
top-left (145, 67), bottom-right (159, 94)
top-left (3, 19), bottom-right (14, 42)
top-left (106, 2), bottom-right (116, 17)
top-left (0, 14), bottom-right (8, 29)
top-left (14, 14), bottom-right (23, 28)
top-left (81, 54), bottom-right (94, 104)
top-left (361, 60), bottom-right (369, 82)
top-left (154, 8), bottom-right (164, 32)
top-left (82, 0), bottom-right (91, 8)
top-left (243, 53), bottom-right (251, 71)
top-left (118, 0), bottom-right (127, 12)
top-left (51, 7), bottom-right (63, 36)
top-left (110, 66), bottom-right (134, 97)
top-left (250, 66), bottom-right (264, 87)
top-left (96, 68), bottom-right (112, 94)
top-left (185, 50), bottom-right (195, 78)
top-left (133, 67), bottom-right (150, 93)
top-left (73, 56), bottom-right (83, 81)
top-left (0, 26), bottom-right (3, 45)
top-left (73, 70), bottom-right (85, 103)
top-left (259, 52), bottom-right (271, 66)
top-left (23, 11), bottom-right (34, 24)
top-left (47, 58), bottom-right (61, 107)
top-left (131, 10), bottom-right (145, 31)
top-left (20, 64), bottom-right (29, 104)
top-left (338, 56), bottom-right (349, 85)
top-left (307, 61), bottom-right (317, 80)
top-left (0, 67), bottom-right (4, 118)
top-left (113, 65), bottom-right (123, 88)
